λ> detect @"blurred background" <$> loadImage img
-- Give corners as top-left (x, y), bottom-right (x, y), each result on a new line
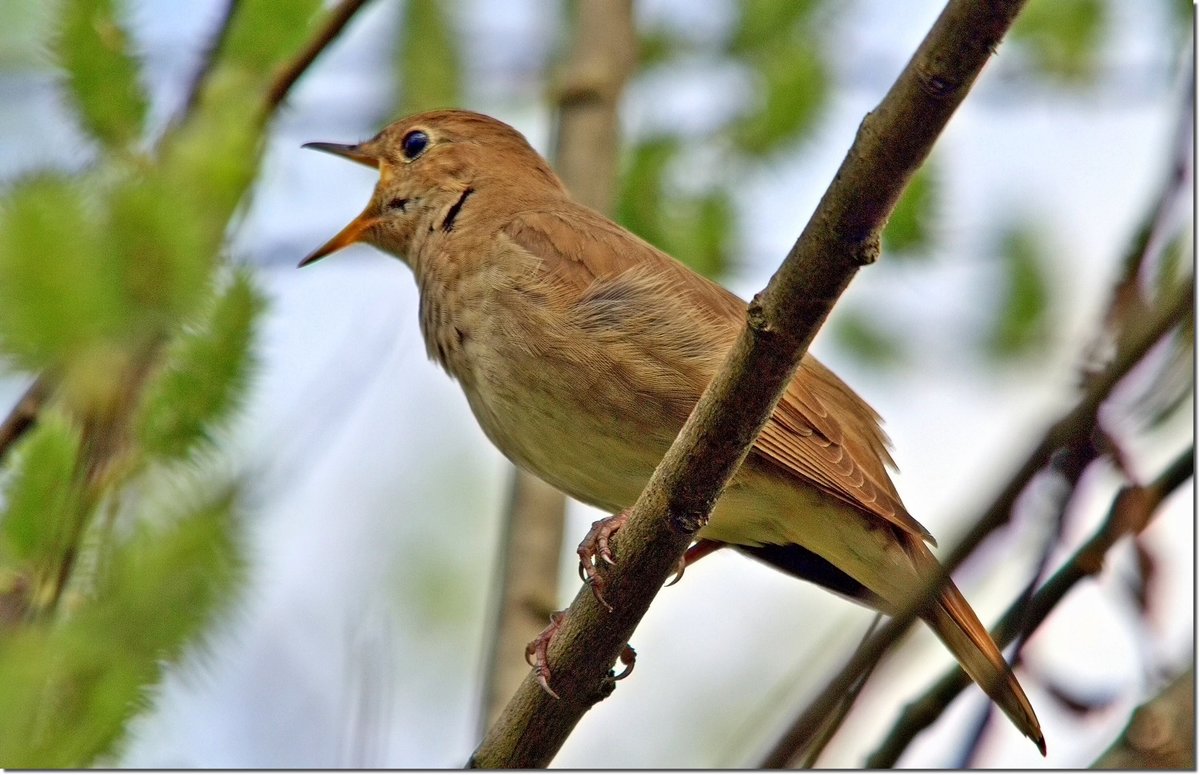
top-left (0, 0), bottom-right (1192, 768)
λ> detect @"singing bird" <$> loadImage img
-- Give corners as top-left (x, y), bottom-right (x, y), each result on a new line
top-left (299, 110), bottom-right (1044, 753)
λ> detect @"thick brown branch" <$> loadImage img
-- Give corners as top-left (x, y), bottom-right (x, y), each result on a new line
top-left (469, 0), bottom-right (1029, 767)
top-left (479, 0), bottom-right (636, 733)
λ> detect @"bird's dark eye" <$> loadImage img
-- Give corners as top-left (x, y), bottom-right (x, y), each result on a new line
top-left (401, 130), bottom-right (429, 160)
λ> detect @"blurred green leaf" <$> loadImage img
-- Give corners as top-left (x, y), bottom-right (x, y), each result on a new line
top-left (137, 272), bottom-right (264, 461)
top-left (0, 175), bottom-right (131, 368)
top-left (636, 28), bottom-right (678, 69)
top-left (0, 495), bottom-right (244, 767)
top-left (398, 0), bottom-right (461, 114)
top-left (728, 0), bottom-right (823, 54)
top-left (222, 0), bottom-right (323, 73)
top-left (736, 44), bottom-right (828, 157)
top-left (832, 309), bottom-right (908, 368)
top-left (54, 0), bottom-right (148, 148)
top-left (616, 139), bottom-right (732, 278)
top-left (0, 412), bottom-right (83, 564)
top-left (106, 173), bottom-right (212, 328)
top-left (985, 225), bottom-right (1053, 359)
top-left (1011, 0), bottom-right (1107, 85)
top-left (835, 309), bottom-right (907, 369)
top-left (617, 137), bottom-right (677, 250)
top-left (883, 160), bottom-right (939, 256)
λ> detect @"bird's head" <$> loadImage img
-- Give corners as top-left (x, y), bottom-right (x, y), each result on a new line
top-left (299, 110), bottom-right (563, 267)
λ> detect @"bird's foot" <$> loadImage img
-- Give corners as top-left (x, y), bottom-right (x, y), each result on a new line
top-left (525, 610), bottom-right (566, 699)
top-left (576, 509), bottom-right (631, 611)
top-left (526, 611), bottom-right (637, 698)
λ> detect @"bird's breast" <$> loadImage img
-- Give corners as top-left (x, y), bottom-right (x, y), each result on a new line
top-left (412, 252), bottom-right (710, 511)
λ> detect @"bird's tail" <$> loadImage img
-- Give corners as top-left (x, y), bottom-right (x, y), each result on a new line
top-left (921, 578), bottom-right (1046, 755)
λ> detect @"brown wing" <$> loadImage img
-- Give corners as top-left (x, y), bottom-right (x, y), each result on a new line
top-left (756, 361), bottom-right (934, 544)
top-left (505, 201), bottom-right (932, 544)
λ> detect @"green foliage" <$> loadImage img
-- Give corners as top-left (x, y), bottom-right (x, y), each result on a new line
top-left (984, 224), bottom-right (1053, 359)
top-left (1010, 0), bottom-right (1107, 85)
top-left (616, 140), bottom-right (734, 279)
top-left (0, 412), bottom-right (83, 564)
top-left (615, 1), bottom-right (835, 279)
top-left (222, 0), bottom-right (323, 73)
top-left (728, 0), bottom-right (823, 54)
top-left (0, 174), bottom-right (131, 369)
top-left (735, 44), bottom-right (828, 157)
top-left (399, 0), bottom-right (461, 115)
top-left (0, 496), bottom-right (244, 768)
top-left (0, 0), bottom-right (333, 766)
top-left (728, 0), bottom-right (829, 157)
top-left (832, 309), bottom-right (908, 369)
top-left (55, 0), bottom-right (148, 149)
top-left (884, 161), bottom-right (939, 257)
top-left (137, 272), bottom-right (264, 461)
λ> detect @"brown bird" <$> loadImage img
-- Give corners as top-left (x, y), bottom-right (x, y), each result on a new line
top-left (299, 109), bottom-right (1044, 754)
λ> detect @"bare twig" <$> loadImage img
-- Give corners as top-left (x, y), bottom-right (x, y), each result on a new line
top-left (1092, 666), bottom-right (1195, 769)
top-left (760, 285), bottom-right (1191, 768)
top-left (178, 0), bottom-right (242, 121)
top-left (478, 0), bottom-right (637, 733)
top-left (470, 0), bottom-right (1030, 767)
top-left (868, 446), bottom-right (1194, 767)
top-left (0, 375), bottom-right (53, 465)
top-left (264, 0), bottom-right (374, 113)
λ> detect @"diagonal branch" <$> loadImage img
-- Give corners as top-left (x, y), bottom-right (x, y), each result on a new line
top-left (263, 0), bottom-right (374, 114)
top-left (759, 282), bottom-right (1191, 767)
top-left (469, 0), bottom-right (1031, 767)
top-left (869, 445), bottom-right (1194, 767)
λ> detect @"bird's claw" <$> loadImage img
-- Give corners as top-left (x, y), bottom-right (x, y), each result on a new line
top-left (525, 611), bottom-right (637, 698)
top-left (613, 643), bottom-right (637, 680)
top-left (526, 610), bottom-right (566, 699)
top-left (576, 509), bottom-right (631, 612)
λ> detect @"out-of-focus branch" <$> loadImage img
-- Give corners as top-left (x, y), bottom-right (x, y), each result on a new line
top-left (471, 0), bottom-right (1030, 767)
top-left (479, 0), bottom-right (637, 733)
top-left (1092, 667), bottom-right (1195, 769)
top-left (0, 375), bottom-right (53, 466)
top-left (264, 0), bottom-right (374, 114)
top-left (868, 446), bottom-right (1194, 767)
top-left (759, 284), bottom-right (1191, 768)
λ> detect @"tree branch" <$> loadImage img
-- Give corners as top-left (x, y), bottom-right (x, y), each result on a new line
top-left (263, 0), bottom-right (373, 114)
top-left (1092, 666), bottom-right (1195, 769)
top-left (469, 0), bottom-right (1030, 767)
top-left (760, 282), bottom-right (1191, 768)
top-left (867, 445), bottom-right (1195, 767)
top-left (478, 0), bottom-right (636, 733)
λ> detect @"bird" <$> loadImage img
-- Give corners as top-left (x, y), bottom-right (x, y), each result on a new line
top-left (298, 109), bottom-right (1045, 754)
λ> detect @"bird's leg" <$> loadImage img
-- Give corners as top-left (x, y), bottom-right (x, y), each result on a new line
top-left (525, 611), bottom-right (638, 699)
top-left (576, 508), bottom-right (632, 611)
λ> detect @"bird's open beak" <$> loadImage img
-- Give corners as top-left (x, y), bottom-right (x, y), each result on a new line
top-left (299, 140), bottom-right (381, 267)
top-left (299, 210), bottom-right (381, 267)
